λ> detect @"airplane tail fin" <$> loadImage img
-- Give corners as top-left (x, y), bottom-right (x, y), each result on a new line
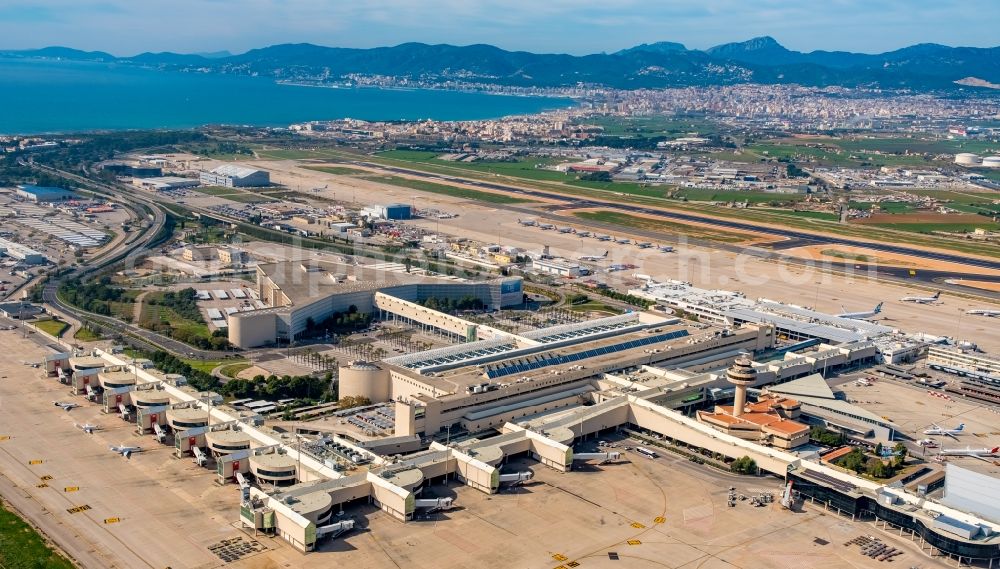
top-left (933, 291), bottom-right (940, 299)
top-left (957, 423), bottom-right (965, 430)
top-left (603, 251), bottom-right (608, 257)
top-left (992, 447), bottom-right (999, 454)
top-left (874, 302), bottom-right (883, 313)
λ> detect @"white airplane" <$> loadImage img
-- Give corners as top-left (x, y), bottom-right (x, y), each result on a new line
top-left (967, 308), bottom-right (1000, 318)
top-left (900, 291), bottom-right (940, 304)
top-left (938, 446), bottom-right (999, 460)
top-left (557, 227), bottom-right (574, 234)
top-left (636, 242), bottom-right (653, 249)
top-left (75, 423), bottom-right (101, 434)
top-left (615, 237), bottom-right (631, 245)
top-left (577, 231), bottom-right (591, 238)
top-left (109, 445), bottom-right (143, 459)
top-left (595, 235), bottom-right (612, 242)
top-left (923, 423), bottom-right (965, 440)
top-left (578, 251), bottom-right (609, 262)
top-left (517, 219), bottom-right (536, 227)
top-left (916, 438), bottom-right (938, 448)
top-left (658, 245), bottom-right (674, 253)
top-left (52, 401), bottom-right (80, 411)
top-left (838, 302), bottom-right (883, 320)
top-left (538, 223), bottom-right (555, 230)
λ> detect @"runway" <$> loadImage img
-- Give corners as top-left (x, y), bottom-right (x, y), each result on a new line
top-left (351, 160), bottom-right (1000, 272)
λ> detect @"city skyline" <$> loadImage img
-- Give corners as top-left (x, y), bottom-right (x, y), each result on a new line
top-left (1, 0), bottom-right (998, 57)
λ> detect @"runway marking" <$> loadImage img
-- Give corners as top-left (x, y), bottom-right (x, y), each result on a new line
top-left (553, 553), bottom-right (568, 561)
top-left (67, 504), bottom-right (91, 514)
top-left (104, 517), bottom-right (121, 524)
top-left (0, 435), bottom-right (10, 441)
top-left (36, 482), bottom-right (48, 488)
top-left (28, 459), bottom-right (43, 465)
top-left (627, 539), bottom-right (642, 546)
top-left (654, 516), bottom-right (666, 524)
top-left (64, 486), bottom-right (80, 493)
top-left (631, 522), bottom-right (646, 529)
top-left (39, 475), bottom-right (52, 481)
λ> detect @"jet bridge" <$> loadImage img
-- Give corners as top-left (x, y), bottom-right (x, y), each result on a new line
top-left (135, 405), bottom-right (169, 437)
top-left (217, 446), bottom-right (281, 485)
top-left (102, 386), bottom-right (134, 417)
top-left (174, 421), bottom-right (241, 458)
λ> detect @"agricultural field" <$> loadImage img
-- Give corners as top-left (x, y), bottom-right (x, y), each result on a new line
top-left (587, 115), bottom-right (721, 138)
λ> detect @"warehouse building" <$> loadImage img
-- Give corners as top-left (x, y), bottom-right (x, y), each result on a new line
top-left (15, 184), bottom-right (75, 202)
top-left (200, 165), bottom-right (270, 188)
top-left (0, 237), bottom-right (47, 264)
top-left (362, 203), bottom-right (412, 220)
top-left (132, 176), bottom-right (200, 191)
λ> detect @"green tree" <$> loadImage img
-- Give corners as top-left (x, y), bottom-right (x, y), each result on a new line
top-left (730, 455), bottom-right (757, 475)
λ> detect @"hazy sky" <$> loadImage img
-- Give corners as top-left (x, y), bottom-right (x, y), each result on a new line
top-left (1, 0), bottom-right (997, 56)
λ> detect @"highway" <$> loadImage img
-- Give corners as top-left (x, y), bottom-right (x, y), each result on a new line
top-left (26, 161), bottom-right (236, 359)
top-left (349, 159), bottom-right (1000, 272)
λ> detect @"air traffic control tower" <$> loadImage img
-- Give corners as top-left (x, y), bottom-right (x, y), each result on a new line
top-left (727, 354), bottom-right (757, 417)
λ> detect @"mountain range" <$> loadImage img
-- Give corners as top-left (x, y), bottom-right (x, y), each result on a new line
top-left (3, 37), bottom-right (999, 91)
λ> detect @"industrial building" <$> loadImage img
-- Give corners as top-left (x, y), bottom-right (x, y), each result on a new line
top-left (227, 260), bottom-right (524, 348)
top-left (200, 165), bottom-right (270, 188)
top-left (941, 462), bottom-right (1000, 524)
top-left (15, 184), bottom-right (75, 202)
top-left (362, 203), bottom-right (412, 220)
top-left (531, 257), bottom-right (585, 277)
top-left (927, 345), bottom-right (1000, 383)
top-left (132, 176), bottom-right (200, 191)
top-left (0, 236), bottom-right (47, 264)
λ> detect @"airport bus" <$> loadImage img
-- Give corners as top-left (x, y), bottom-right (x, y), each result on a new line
top-left (635, 447), bottom-right (658, 459)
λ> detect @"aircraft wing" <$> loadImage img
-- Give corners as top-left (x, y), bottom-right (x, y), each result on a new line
top-left (944, 431), bottom-right (959, 441)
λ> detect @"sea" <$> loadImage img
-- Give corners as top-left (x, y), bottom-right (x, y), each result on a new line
top-left (0, 58), bottom-right (574, 134)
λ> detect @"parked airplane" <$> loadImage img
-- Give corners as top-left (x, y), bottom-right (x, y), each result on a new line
top-left (658, 245), bottom-right (674, 253)
top-left (636, 242), bottom-right (653, 249)
top-left (900, 291), bottom-right (940, 304)
top-left (615, 237), bottom-right (631, 245)
top-left (838, 302), bottom-right (883, 320)
top-left (923, 423), bottom-right (965, 440)
top-left (538, 223), bottom-right (555, 230)
top-left (517, 219), bottom-right (536, 227)
top-left (577, 231), bottom-right (592, 238)
top-left (578, 251), bottom-right (609, 262)
top-left (52, 401), bottom-right (80, 411)
top-left (938, 446), bottom-right (999, 459)
top-left (967, 309), bottom-right (1000, 318)
top-left (557, 227), bottom-right (574, 234)
top-left (916, 439), bottom-right (939, 448)
top-left (109, 445), bottom-right (143, 459)
top-left (75, 423), bottom-right (101, 434)
top-left (595, 235), bottom-right (612, 242)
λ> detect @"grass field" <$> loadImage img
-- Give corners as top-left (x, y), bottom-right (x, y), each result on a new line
top-left (305, 166), bottom-right (367, 175)
top-left (356, 174), bottom-right (530, 204)
top-left (863, 221), bottom-right (1000, 234)
top-left (375, 150), bottom-right (573, 183)
top-left (193, 186), bottom-right (275, 203)
top-left (73, 327), bottom-right (102, 342)
top-left (763, 209), bottom-right (840, 221)
top-left (572, 210), bottom-right (752, 243)
top-left (139, 293), bottom-right (211, 341)
top-left (219, 362), bottom-right (252, 379)
top-left (675, 189), bottom-right (809, 204)
top-left (34, 319), bottom-right (69, 338)
top-left (0, 499), bottom-right (75, 569)
top-left (181, 358), bottom-right (245, 375)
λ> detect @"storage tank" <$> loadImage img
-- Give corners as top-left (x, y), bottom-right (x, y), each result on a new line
top-left (205, 430), bottom-right (252, 455)
top-left (982, 156), bottom-right (1000, 169)
top-left (954, 153), bottom-right (982, 166)
top-left (338, 361), bottom-right (391, 403)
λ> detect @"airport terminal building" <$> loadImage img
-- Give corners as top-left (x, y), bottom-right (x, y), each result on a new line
top-left (228, 261), bottom-right (523, 348)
